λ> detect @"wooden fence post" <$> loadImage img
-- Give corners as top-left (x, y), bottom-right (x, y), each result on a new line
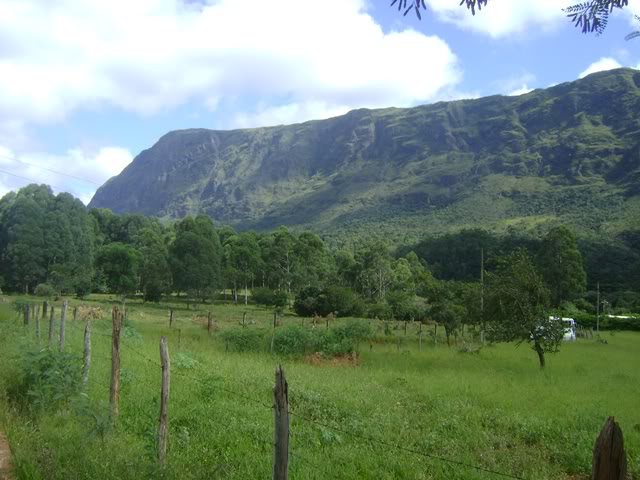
top-left (48, 305), bottom-right (55, 348)
top-left (42, 301), bottom-right (48, 323)
top-left (434, 323), bottom-right (438, 346)
top-left (73, 306), bottom-right (78, 322)
top-left (242, 312), bottom-right (246, 328)
top-left (169, 309), bottom-right (173, 328)
top-left (110, 306), bottom-right (122, 422)
top-left (207, 312), bottom-right (212, 335)
top-left (59, 300), bottom-right (68, 352)
top-left (158, 336), bottom-right (170, 466)
top-left (273, 311), bottom-right (277, 328)
top-left (404, 321), bottom-right (408, 336)
top-left (23, 304), bottom-right (30, 327)
top-left (592, 416), bottom-right (626, 480)
top-left (273, 366), bottom-right (289, 480)
top-left (82, 321), bottom-right (92, 388)
top-left (31, 304), bottom-right (36, 325)
top-left (35, 304), bottom-right (41, 339)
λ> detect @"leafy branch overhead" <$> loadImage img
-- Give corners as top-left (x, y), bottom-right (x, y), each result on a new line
top-left (393, 0), bottom-right (635, 39)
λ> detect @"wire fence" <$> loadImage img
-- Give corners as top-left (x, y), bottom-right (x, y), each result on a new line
top-left (11, 300), bottom-right (621, 480)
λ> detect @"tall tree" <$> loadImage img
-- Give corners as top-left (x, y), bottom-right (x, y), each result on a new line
top-left (170, 216), bottom-right (222, 303)
top-left (95, 242), bottom-right (140, 299)
top-left (538, 226), bottom-right (587, 307)
top-left (225, 232), bottom-right (262, 305)
top-left (485, 250), bottom-right (561, 369)
top-left (137, 228), bottom-right (172, 302)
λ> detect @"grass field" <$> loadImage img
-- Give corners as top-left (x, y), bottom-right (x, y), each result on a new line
top-left (0, 294), bottom-right (638, 479)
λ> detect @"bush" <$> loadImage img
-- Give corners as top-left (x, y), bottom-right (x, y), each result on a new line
top-left (294, 286), bottom-right (361, 317)
top-left (319, 320), bottom-right (373, 356)
top-left (220, 328), bottom-right (266, 352)
top-left (8, 349), bottom-right (82, 411)
top-left (34, 283), bottom-right (57, 298)
top-left (253, 287), bottom-right (289, 308)
top-left (366, 302), bottom-right (393, 320)
top-left (74, 277), bottom-right (92, 299)
top-left (272, 325), bottom-right (316, 356)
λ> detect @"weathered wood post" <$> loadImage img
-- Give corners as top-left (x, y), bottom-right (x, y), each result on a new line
top-left (207, 312), bottom-right (212, 335)
top-left (592, 417), bottom-right (626, 480)
top-left (35, 304), bottom-right (41, 339)
top-left (434, 323), bottom-right (438, 346)
top-left (48, 305), bottom-right (55, 348)
top-left (169, 309), bottom-right (173, 328)
top-left (110, 306), bottom-right (122, 422)
top-left (158, 336), bottom-right (170, 466)
top-left (59, 300), bottom-right (68, 352)
top-left (31, 304), bottom-right (36, 326)
top-left (273, 366), bottom-right (289, 480)
top-left (82, 321), bottom-right (91, 388)
top-left (23, 304), bottom-right (30, 327)
top-left (73, 306), bottom-right (78, 322)
top-left (42, 300), bottom-right (48, 322)
top-left (242, 312), bottom-right (246, 328)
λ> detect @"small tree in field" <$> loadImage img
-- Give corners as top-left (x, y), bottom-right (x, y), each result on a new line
top-left (485, 250), bottom-right (563, 369)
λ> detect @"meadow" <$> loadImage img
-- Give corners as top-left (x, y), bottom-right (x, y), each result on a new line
top-left (0, 295), bottom-right (638, 480)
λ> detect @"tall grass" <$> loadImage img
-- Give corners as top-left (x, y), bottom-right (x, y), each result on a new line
top-left (0, 296), bottom-right (638, 479)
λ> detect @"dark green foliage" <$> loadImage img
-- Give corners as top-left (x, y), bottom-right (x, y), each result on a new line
top-left (95, 242), bottom-right (140, 296)
top-left (136, 227), bottom-right (172, 302)
top-left (272, 325), bottom-right (316, 356)
top-left (8, 348), bottom-right (82, 411)
top-left (34, 283), bottom-right (56, 298)
top-left (252, 287), bottom-right (288, 308)
top-left (170, 216), bottom-right (222, 301)
top-left (430, 301), bottom-right (467, 346)
top-left (485, 250), bottom-right (560, 368)
top-left (293, 286), bottom-right (362, 317)
top-left (538, 226), bottom-right (587, 307)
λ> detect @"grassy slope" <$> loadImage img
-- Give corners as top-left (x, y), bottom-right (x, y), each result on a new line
top-left (0, 295), bottom-right (638, 479)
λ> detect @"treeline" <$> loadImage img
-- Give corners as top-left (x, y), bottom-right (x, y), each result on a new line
top-left (0, 184), bottom-right (638, 322)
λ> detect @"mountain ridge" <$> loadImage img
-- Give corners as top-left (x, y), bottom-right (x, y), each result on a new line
top-left (89, 68), bottom-right (640, 242)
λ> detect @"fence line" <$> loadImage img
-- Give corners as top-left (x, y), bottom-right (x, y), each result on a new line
top-left (14, 301), bottom-right (627, 480)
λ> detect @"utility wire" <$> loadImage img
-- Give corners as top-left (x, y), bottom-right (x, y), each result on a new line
top-left (0, 167), bottom-right (93, 201)
top-left (0, 152), bottom-right (101, 185)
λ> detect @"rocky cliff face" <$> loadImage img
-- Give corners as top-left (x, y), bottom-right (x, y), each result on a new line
top-left (89, 69), bottom-right (640, 239)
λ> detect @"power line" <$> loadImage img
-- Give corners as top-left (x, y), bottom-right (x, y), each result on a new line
top-left (0, 152), bottom-right (101, 185)
top-left (0, 170), bottom-right (68, 192)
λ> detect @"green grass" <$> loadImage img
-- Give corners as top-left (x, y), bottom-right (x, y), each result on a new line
top-left (0, 294), bottom-right (639, 479)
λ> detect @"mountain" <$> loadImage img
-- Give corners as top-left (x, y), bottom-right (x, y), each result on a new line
top-left (89, 68), bottom-right (640, 242)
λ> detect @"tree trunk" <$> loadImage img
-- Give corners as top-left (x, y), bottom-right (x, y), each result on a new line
top-left (534, 341), bottom-right (545, 369)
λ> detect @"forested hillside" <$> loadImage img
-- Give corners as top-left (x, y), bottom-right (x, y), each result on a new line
top-left (90, 68), bottom-right (640, 243)
top-left (2, 184), bottom-right (639, 319)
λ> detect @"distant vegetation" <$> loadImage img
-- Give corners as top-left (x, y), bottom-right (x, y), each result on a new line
top-left (2, 183), bottom-right (639, 366)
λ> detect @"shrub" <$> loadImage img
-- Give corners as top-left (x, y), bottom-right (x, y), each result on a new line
top-left (220, 328), bottom-right (266, 352)
top-left (34, 283), bottom-right (57, 298)
top-left (366, 302), bottom-right (393, 320)
top-left (272, 325), bottom-right (316, 356)
top-left (8, 349), bottom-right (82, 411)
top-left (253, 287), bottom-right (289, 308)
top-left (294, 286), bottom-right (361, 317)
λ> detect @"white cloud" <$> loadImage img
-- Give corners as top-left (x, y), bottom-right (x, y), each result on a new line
top-left (507, 85), bottom-right (533, 96)
top-left (0, 145), bottom-right (133, 204)
top-left (0, 0), bottom-right (461, 129)
top-left (424, 0), bottom-right (573, 37)
top-left (579, 57), bottom-right (623, 78)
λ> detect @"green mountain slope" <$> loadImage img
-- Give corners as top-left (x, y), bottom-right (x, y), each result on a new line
top-left (89, 68), bottom-right (640, 242)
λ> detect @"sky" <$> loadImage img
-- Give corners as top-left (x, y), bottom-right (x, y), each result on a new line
top-left (0, 0), bottom-right (639, 204)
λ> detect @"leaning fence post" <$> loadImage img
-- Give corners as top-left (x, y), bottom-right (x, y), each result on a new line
top-left (48, 305), bottom-right (55, 348)
top-left (110, 306), bottom-right (122, 422)
top-left (23, 304), bottom-right (30, 327)
top-left (59, 300), bottom-right (68, 352)
top-left (273, 366), bottom-right (289, 480)
top-left (158, 336), bottom-right (170, 465)
top-left (592, 416), bottom-right (626, 480)
top-left (82, 321), bottom-right (92, 388)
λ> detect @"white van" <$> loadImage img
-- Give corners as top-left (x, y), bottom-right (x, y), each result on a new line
top-left (549, 316), bottom-right (576, 341)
